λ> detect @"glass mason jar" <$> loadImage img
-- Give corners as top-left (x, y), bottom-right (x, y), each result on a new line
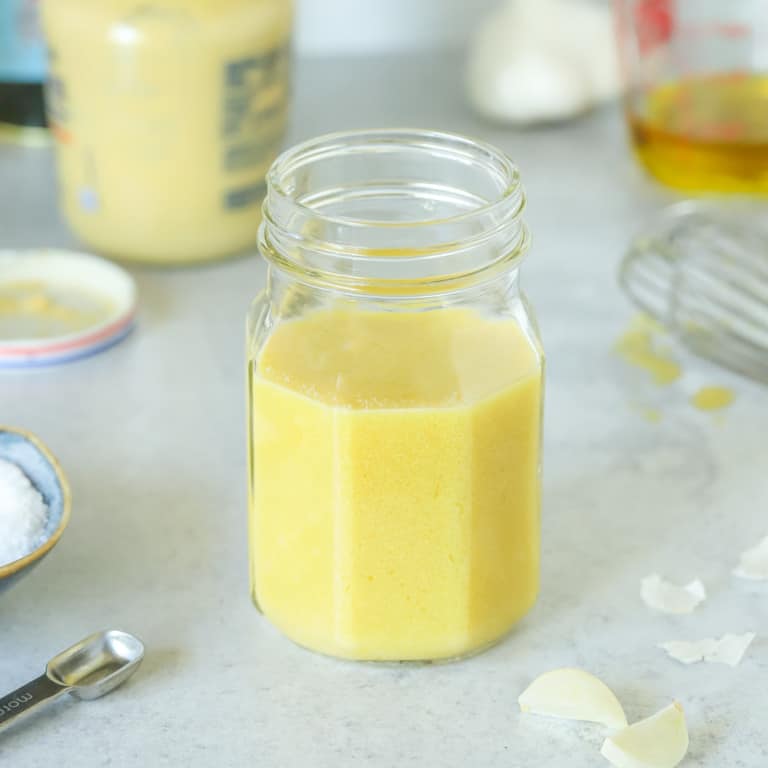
top-left (247, 130), bottom-right (544, 662)
top-left (42, 0), bottom-right (292, 264)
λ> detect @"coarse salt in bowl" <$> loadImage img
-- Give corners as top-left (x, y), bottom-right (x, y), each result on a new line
top-left (0, 427), bottom-right (71, 593)
top-left (0, 457), bottom-right (50, 564)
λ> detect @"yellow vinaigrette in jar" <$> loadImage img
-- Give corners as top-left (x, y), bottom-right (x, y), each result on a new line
top-left (42, 0), bottom-right (292, 264)
top-left (247, 130), bottom-right (544, 661)
top-left (249, 308), bottom-right (542, 661)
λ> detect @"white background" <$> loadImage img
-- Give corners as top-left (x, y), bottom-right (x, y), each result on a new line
top-left (294, 0), bottom-right (499, 55)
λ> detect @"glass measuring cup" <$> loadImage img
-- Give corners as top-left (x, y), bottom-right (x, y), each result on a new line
top-left (615, 0), bottom-right (768, 193)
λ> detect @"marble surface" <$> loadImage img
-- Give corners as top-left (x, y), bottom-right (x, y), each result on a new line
top-left (1, 52), bottom-right (766, 767)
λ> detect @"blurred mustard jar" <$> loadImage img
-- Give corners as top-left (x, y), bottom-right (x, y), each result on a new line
top-left (41, 0), bottom-right (292, 264)
top-left (247, 131), bottom-right (544, 661)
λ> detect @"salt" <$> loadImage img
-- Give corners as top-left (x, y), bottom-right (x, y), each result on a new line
top-left (0, 458), bottom-right (49, 566)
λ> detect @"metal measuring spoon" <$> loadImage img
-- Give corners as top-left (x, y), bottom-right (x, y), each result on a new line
top-left (0, 629), bottom-right (144, 733)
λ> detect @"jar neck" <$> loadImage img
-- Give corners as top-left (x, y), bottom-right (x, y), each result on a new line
top-left (259, 130), bottom-right (529, 298)
top-left (265, 261), bottom-right (523, 313)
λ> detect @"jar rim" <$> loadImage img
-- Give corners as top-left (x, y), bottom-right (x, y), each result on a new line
top-left (259, 129), bottom-right (529, 294)
top-left (266, 128), bottom-right (524, 228)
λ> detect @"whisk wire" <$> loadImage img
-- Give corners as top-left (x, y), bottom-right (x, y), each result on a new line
top-left (621, 203), bottom-right (768, 385)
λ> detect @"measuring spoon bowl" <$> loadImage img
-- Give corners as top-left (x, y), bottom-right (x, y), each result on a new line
top-left (46, 629), bottom-right (145, 700)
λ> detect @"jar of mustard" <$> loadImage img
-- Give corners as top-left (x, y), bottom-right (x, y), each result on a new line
top-left (247, 130), bottom-right (544, 662)
top-left (42, 0), bottom-right (292, 264)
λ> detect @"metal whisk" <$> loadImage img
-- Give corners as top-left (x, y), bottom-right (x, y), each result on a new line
top-left (620, 201), bottom-right (768, 385)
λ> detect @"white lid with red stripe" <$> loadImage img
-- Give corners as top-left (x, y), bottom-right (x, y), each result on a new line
top-left (0, 249), bottom-right (136, 367)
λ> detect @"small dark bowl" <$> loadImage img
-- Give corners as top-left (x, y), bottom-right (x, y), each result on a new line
top-left (0, 427), bottom-right (71, 593)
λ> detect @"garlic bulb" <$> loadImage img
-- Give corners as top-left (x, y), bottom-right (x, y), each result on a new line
top-left (467, 0), bottom-right (622, 124)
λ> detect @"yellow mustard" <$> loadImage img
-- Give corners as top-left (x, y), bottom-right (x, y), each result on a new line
top-left (42, 0), bottom-right (293, 264)
top-left (250, 307), bottom-right (542, 661)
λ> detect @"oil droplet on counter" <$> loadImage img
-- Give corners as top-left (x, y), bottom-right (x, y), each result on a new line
top-left (639, 407), bottom-right (663, 423)
top-left (615, 315), bottom-right (682, 385)
top-left (691, 386), bottom-right (734, 412)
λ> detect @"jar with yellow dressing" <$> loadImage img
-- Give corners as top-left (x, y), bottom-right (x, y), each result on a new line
top-left (247, 130), bottom-right (545, 661)
top-left (42, 0), bottom-right (292, 264)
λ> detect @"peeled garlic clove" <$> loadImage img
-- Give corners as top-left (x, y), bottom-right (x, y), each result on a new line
top-left (518, 668), bottom-right (628, 728)
top-left (601, 702), bottom-right (688, 768)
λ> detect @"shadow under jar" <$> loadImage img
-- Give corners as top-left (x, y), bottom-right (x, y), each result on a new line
top-left (247, 130), bottom-right (544, 662)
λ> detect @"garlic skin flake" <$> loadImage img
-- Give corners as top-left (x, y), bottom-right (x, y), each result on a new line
top-left (658, 639), bottom-right (717, 665)
top-left (733, 535), bottom-right (768, 580)
top-left (518, 668), bottom-right (627, 729)
top-left (601, 702), bottom-right (688, 768)
top-left (659, 633), bottom-right (755, 667)
top-left (640, 574), bottom-right (706, 614)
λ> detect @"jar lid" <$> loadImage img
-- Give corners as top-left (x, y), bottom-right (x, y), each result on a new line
top-left (0, 249), bottom-right (136, 367)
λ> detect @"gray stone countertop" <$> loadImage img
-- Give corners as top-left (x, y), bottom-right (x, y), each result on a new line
top-left (0, 51), bottom-right (766, 767)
